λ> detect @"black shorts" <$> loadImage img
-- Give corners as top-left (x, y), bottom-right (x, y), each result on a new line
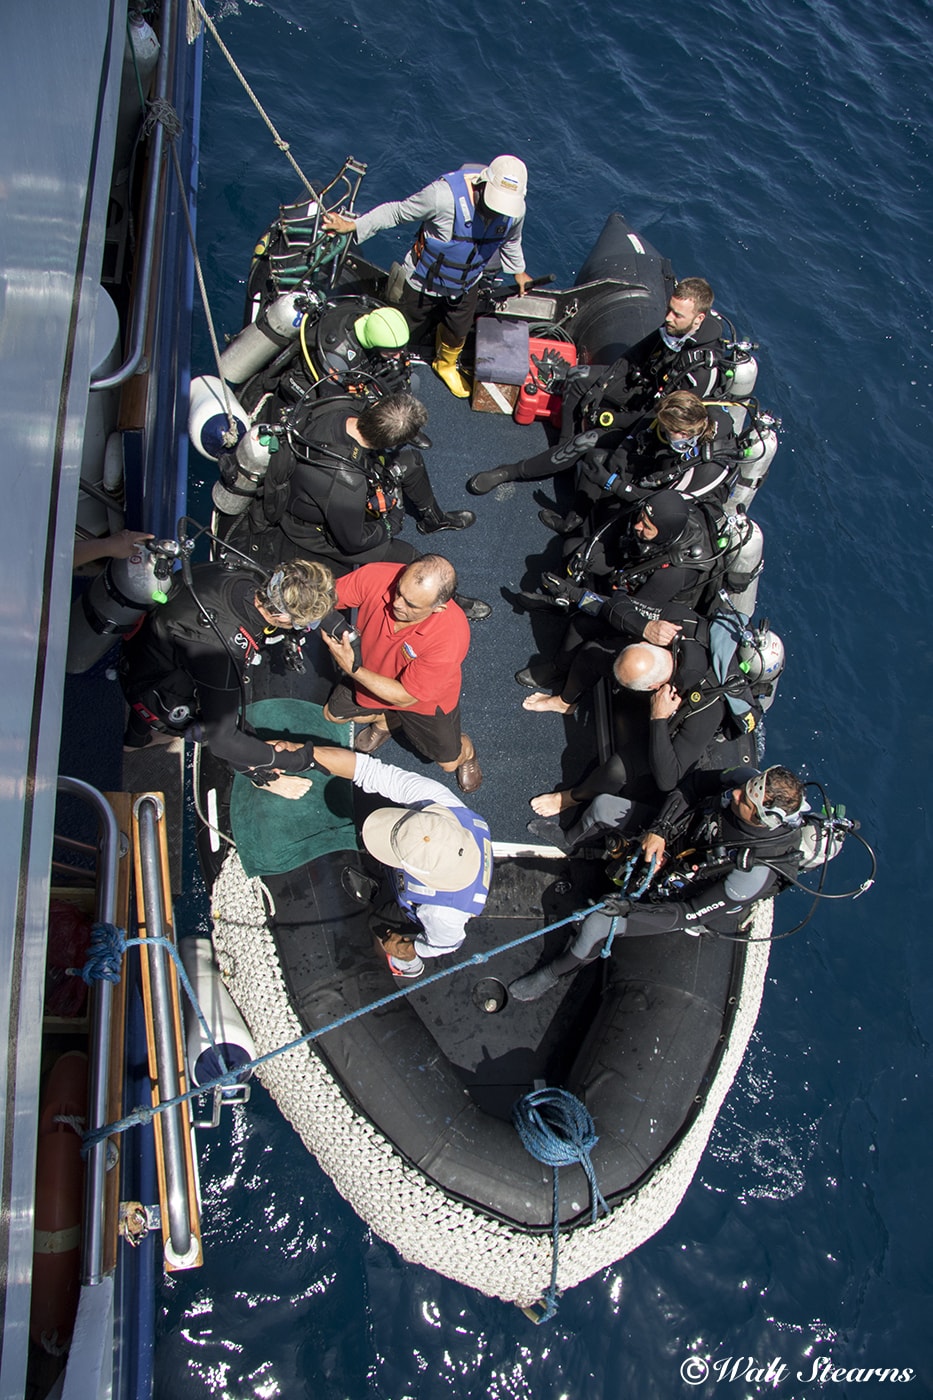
top-left (327, 682), bottom-right (463, 764)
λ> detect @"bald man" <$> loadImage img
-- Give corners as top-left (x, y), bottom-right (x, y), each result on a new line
top-left (322, 554), bottom-right (481, 793)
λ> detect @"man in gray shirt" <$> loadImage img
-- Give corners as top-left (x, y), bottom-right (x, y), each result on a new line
top-left (324, 156), bottom-right (532, 397)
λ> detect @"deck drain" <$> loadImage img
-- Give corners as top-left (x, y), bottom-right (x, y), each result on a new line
top-left (472, 978), bottom-right (507, 1014)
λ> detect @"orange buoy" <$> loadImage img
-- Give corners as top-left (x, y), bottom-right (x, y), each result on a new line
top-left (30, 1051), bottom-right (88, 1350)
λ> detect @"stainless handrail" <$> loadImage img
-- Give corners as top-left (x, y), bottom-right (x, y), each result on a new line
top-left (57, 777), bottom-right (119, 1288)
top-left (90, 0), bottom-right (178, 391)
top-left (134, 795), bottom-right (193, 1262)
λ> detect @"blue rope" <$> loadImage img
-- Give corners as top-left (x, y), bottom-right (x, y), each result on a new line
top-left (71, 922), bottom-right (126, 984)
top-left (628, 852), bottom-right (657, 899)
top-left (80, 900), bottom-right (613, 1152)
top-left (600, 916), bottom-right (620, 958)
top-left (512, 1087), bottom-right (609, 1321)
top-left (69, 923), bottom-right (231, 1089)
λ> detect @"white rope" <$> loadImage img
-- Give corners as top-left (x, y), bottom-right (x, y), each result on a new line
top-left (148, 98), bottom-right (241, 445)
top-left (210, 850), bottom-right (773, 1305)
top-left (187, 0), bottom-right (317, 198)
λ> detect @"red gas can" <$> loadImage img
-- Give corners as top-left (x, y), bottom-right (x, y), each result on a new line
top-left (513, 337), bottom-right (578, 428)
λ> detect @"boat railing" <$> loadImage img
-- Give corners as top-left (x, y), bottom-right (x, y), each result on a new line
top-left (56, 777), bottom-right (121, 1288)
top-left (90, 0), bottom-right (179, 393)
top-left (132, 793), bottom-right (201, 1269)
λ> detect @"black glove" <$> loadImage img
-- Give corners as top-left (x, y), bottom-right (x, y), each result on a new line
top-left (581, 449), bottom-right (627, 496)
top-left (541, 572), bottom-right (585, 606)
top-left (541, 573), bottom-right (605, 616)
top-left (265, 742), bottom-right (319, 774)
top-left (556, 364), bottom-right (592, 390)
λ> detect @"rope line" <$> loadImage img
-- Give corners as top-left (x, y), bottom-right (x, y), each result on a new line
top-left (188, 0), bottom-right (317, 197)
top-left (147, 97), bottom-right (241, 444)
top-left (72, 923), bottom-right (230, 1080)
top-left (513, 1088), bottom-right (609, 1320)
top-left (78, 902), bottom-right (610, 1151)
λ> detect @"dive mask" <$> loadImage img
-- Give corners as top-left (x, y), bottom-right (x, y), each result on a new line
top-left (744, 768), bottom-right (809, 829)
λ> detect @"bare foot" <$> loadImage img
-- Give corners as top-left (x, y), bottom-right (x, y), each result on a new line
top-left (530, 790), bottom-right (578, 817)
top-left (522, 691), bottom-right (576, 715)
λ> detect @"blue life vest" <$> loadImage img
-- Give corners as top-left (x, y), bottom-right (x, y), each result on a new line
top-left (394, 805), bottom-right (493, 920)
top-left (410, 168), bottom-right (514, 296)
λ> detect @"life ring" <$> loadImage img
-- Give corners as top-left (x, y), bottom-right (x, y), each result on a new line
top-left (30, 1051), bottom-right (88, 1350)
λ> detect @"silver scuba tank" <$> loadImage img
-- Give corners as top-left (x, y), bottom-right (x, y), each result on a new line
top-left (797, 812), bottom-right (848, 871)
top-left (721, 345), bottom-right (759, 400)
top-left (66, 543), bottom-right (172, 673)
top-left (212, 425), bottom-right (279, 516)
top-left (179, 937), bottom-right (256, 1091)
top-left (721, 515), bottom-right (764, 619)
top-left (218, 291), bottom-right (308, 386)
top-left (726, 412), bottom-right (779, 512)
top-left (738, 621), bottom-right (785, 711)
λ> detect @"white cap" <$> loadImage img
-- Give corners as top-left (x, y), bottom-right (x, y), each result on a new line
top-left (477, 155), bottom-right (527, 218)
top-left (361, 803), bottom-right (481, 890)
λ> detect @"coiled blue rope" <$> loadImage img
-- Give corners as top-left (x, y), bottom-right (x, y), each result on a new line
top-left (512, 1087), bottom-right (609, 1321)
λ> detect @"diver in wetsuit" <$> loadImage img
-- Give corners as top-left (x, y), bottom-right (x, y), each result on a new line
top-left (516, 490), bottom-right (716, 694)
top-left (258, 391), bottom-right (476, 569)
top-left (510, 765), bottom-right (808, 1001)
top-left (466, 278), bottom-right (729, 495)
top-left (120, 558), bottom-right (333, 788)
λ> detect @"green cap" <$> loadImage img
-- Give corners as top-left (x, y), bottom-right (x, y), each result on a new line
top-left (353, 306), bottom-right (410, 351)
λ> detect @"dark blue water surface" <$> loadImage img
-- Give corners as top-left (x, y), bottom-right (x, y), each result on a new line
top-left (157, 1), bottom-right (933, 1396)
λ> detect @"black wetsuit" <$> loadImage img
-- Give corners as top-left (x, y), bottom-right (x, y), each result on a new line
top-left (561, 502), bottom-right (716, 611)
top-left (500, 313), bottom-right (729, 484)
top-left (566, 634), bottom-right (728, 804)
top-left (572, 311), bottom-right (728, 434)
top-left (120, 564), bottom-right (314, 776)
top-left (260, 402), bottom-right (428, 567)
top-left (560, 767), bottom-right (802, 965)
top-left (578, 405), bottom-right (741, 509)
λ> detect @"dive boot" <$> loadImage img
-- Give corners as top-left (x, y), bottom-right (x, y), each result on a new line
top-left (416, 502), bottom-right (476, 535)
top-left (432, 327), bottom-right (471, 398)
top-left (508, 964), bottom-right (561, 1002)
top-left (466, 464), bottom-right (519, 495)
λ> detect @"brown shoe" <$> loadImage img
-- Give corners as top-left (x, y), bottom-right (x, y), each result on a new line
top-left (353, 723), bottom-right (393, 755)
top-left (456, 751), bottom-right (483, 794)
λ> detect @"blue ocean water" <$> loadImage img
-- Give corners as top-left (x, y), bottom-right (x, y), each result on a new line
top-left (157, 1), bottom-right (933, 1395)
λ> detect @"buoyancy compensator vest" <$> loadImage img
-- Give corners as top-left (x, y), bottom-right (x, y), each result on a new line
top-left (149, 564), bottom-right (266, 662)
top-left (410, 168), bottom-right (515, 296)
top-left (260, 396), bottom-right (397, 536)
top-left (309, 296), bottom-right (412, 395)
top-left (579, 314), bottom-right (730, 427)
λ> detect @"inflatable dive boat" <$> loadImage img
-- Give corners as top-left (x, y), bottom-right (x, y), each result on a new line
top-left (189, 200), bottom-right (784, 1307)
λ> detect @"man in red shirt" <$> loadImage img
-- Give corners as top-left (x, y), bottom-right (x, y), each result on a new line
top-left (321, 554), bottom-right (481, 792)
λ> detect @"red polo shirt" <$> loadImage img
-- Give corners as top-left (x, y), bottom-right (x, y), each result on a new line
top-left (335, 562), bottom-right (469, 715)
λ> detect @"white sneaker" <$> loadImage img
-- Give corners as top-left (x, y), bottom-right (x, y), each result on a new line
top-left (388, 953), bottom-right (425, 979)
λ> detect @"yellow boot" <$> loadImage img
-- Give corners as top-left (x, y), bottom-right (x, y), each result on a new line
top-left (432, 326), bottom-right (471, 398)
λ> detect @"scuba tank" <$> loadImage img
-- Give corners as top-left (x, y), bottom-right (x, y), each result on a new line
top-left (720, 514), bottom-right (764, 618)
top-left (189, 375), bottom-right (249, 461)
top-left (213, 424), bottom-right (281, 516)
top-left (179, 938), bottom-right (256, 1091)
top-left (797, 806), bottom-right (850, 871)
top-left (66, 540), bottom-right (178, 673)
top-left (720, 339), bottom-right (759, 400)
top-left (726, 409), bottom-right (780, 512)
top-left (218, 291), bottom-right (309, 386)
top-left (737, 620), bottom-right (785, 711)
